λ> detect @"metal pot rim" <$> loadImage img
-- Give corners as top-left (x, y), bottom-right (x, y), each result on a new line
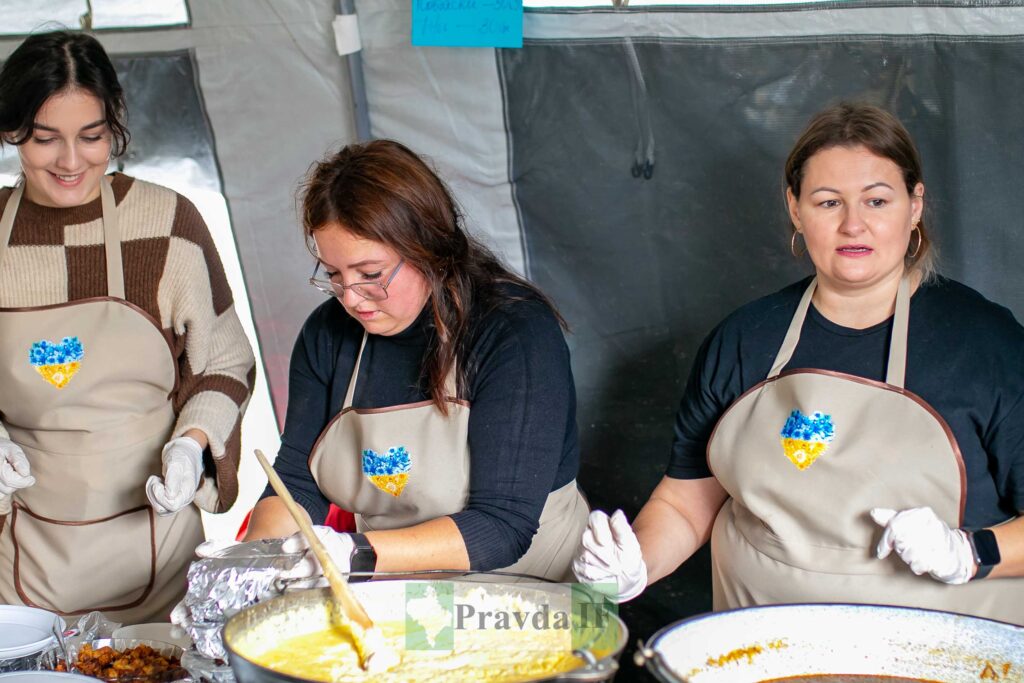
top-left (639, 602), bottom-right (1024, 683)
top-left (224, 581), bottom-right (630, 683)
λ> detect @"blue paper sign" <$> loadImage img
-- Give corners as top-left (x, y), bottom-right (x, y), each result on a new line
top-left (412, 0), bottom-right (523, 49)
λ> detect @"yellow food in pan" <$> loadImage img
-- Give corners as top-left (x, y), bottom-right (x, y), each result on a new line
top-left (255, 622), bottom-right (585, 682)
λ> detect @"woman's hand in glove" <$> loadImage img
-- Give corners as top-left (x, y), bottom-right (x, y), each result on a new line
top-left (871, 506), bottom-right (974, 584)
top-left (0, 437), bottom-right (35, 496)
top-left (572, 509), bottom-right (648, 603)
top-left (146, 436), bottom-right (204, 516)
top-left (279, 525), bottom-right (355, 579)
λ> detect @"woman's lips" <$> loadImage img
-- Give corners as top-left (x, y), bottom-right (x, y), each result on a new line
top-left (49, 171), bottom-right (84, 188)
top-left (837, 245), bottom-right (872, 257)
top-left (354, 310), bottom-right (378, 321)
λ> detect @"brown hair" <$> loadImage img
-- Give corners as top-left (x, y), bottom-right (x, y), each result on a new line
top-left (784, 102), bottom-right (935, 280)
top-left (300, 139), bottom-right (565, 414)
top-left (0, 30), bottom-right (130, 156)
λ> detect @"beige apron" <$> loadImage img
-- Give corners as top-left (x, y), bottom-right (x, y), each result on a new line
top-left (707, 276), bottom-right (1023, 624)
top-left (0, 180), bottom-right (204, 624)
top-left (309, 332), bottom-right (588, 581)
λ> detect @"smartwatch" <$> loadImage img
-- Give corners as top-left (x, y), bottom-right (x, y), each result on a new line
top-left (348, 533), bottom-right (377, 582)
top-left (966, 529), bottom-right (1001, 580)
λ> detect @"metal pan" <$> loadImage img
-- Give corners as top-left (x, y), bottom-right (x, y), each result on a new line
top-left (224, 580), bottom-right (627, 683)
top-left (638, 603), bottom-right (1024, 683)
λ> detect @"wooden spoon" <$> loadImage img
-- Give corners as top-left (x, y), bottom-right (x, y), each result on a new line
top-left (254, 448), bottom-right (394, 670)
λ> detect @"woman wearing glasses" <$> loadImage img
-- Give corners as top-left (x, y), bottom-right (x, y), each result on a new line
top-left (242, 139), bottom-right (588, 581)
top-left (0, 31), bottom-right (255, 623)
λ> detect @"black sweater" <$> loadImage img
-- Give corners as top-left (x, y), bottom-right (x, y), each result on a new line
top-left (668, 276), bottom-right (1024, 528)
top-left (265, 287), bottom-right (580, 570)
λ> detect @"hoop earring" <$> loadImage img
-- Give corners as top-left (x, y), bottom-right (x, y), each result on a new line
top-left (790, 230), bottom-right (805, 258)
top-left (907, 228), bottom-right (922, 259)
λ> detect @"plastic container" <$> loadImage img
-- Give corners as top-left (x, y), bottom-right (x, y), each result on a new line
top-left (43, 639), bottom-right (188, 683)
top-left (110, 627), bottom-right (189, 651)
top-left (0, 606), bottom-right (64, 673)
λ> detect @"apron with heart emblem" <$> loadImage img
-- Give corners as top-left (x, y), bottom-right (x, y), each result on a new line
top-left (309, 331), bottom-right (589, 581)
top-left (707, 275), bottom-right (1023, 624)
top-left (0, 180), bottom-right (204, 624)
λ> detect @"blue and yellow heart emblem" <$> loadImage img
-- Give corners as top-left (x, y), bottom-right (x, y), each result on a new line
top-left (29, 336), bottom-right (84, 389)
top-left (362, 446), bottom-right (411, 497)
top-left (780, 410), bottom-right (835, 471)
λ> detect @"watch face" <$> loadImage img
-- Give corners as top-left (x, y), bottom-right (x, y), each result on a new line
top-left (972, 529), bottom-right (1001, 567)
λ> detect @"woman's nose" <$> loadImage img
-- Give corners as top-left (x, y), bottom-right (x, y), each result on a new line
top-left (839, 206), bottom-right (866, 234)
top-left (341, 285), bottom-right (366, 307)
top-left (55, 142), bottom-right (79, 170)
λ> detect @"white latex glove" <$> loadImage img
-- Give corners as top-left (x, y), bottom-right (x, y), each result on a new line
top-left (145, 436), bottom-right (204, 516)
top-left (0, 437), bottom-right (35, 496)
top-left (572, 509), bottom-right (648, 603)
top-left (279, 525), bottom-right (355, 579)
top-left (169, 596), bottom-right (193, 637)
top-left (871, 507), bottom-right (975, 585)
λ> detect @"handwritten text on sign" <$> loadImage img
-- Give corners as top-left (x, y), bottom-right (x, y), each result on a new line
top-left (412, 0), bottom-right (523, 48)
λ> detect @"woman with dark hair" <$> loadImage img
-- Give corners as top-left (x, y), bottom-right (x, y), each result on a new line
top-left (574, 103), bottom-right (1024, 623)
top-left (242, 139), bottom-right (588, 581)
top-left (0, 30), bottom-right (255, 622)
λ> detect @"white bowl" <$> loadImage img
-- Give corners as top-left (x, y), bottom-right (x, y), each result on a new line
top-left (0, 605), bottom-right (63, 660)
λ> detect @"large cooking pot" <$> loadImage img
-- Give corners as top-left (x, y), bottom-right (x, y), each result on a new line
top-left (224, 580), bottom-right (627, 682)
top-left (638, 603), bottom-right (1024, 682)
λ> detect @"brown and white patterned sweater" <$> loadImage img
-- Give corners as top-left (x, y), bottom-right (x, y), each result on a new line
top-left (0, 173), bottom-right (256, 513)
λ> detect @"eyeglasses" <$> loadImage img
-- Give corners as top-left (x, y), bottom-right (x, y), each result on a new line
top-left (308, 259), bottom-right (405, 301)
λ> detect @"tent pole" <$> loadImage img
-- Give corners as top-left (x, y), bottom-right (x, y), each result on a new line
top-left (338, 0), bottom-right (372, 141)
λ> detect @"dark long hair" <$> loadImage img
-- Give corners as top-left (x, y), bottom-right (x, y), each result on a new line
top-left (300, 139), bottom-right (565, 414)
top-left (0, 30), bottom-right (129, 155)
top-left (784, 102), bottom-right (935, 279)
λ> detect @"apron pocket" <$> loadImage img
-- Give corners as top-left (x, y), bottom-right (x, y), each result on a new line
top-left (10, 502), bottom-right (155, 615)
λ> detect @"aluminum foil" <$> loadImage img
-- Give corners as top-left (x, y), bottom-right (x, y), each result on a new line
top-left (177, 540), bottom-right (303, 660)
top-left (181, 650), bottom-right (235, 683)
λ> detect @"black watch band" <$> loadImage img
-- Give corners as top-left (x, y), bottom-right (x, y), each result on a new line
top-left (967, 528), bottom-right (1001, 580)
top-left (348, 533), bottom-right (377, 582)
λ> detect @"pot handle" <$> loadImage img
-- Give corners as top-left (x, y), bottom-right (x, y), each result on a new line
top-left (554, 649), bottom-right (619, 681)
top-left (633, 639), bottom-right (693, 682)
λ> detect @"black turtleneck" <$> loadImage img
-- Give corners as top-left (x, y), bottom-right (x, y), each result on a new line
top-left (264, 287), bottom-right (580, 570)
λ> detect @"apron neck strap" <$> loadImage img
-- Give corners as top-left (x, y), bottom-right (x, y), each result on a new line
top-left (885, 274), bottom-right (911, 388)
top-left (0, 184), bottom-right (25, 271)
top-left (100, 178), bottom-right (125, 299)
top-left (0, 178), bottom-right (124, 299)
top-left (767, 277), bottom-right (817, 379)
top-left (767, 274), bottom-right (912, 389)
top-left (342, 329), bottom-right (460, 408)
top-left (343, 331), bottom-right (371, 408)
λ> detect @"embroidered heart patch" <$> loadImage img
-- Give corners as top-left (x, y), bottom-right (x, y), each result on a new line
top-left (362, 446), bottom-right (411, 497)
top-left (779, 409), bottom-right (835, 471)
top-left (29, 337), bottom-right (84, 389)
